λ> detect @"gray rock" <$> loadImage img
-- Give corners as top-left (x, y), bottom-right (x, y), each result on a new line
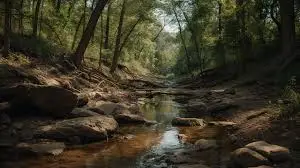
top-left (0, 84), bottom-right (78, 117)
top-left (245, 141), bottom-right (291, 163)
top-left (69, 108), bottom-right (101, 118)
top-left (176, 164), bottom-right (210, 168)
top-left (17, 142), bottom-right (65, 156)
top-left (194, 139), bottom-right (218, 150)
top-left (172, 117), bottom-right (206, 127)
top-left (186, 100), bottom-right (207, 114)
top-left (114, 113), bottom-right (156, 125)
top-left (248, 166), bottom-right (273, 168)
top-left (34, 116), bottom-right (118, 142)
top-left (230, 148), bottom-right (271, 168)
top-left (88, 101), bottom-right (125, 116)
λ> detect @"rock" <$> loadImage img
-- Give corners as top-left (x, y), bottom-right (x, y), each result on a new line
top-left (16, 142), bottom-right (65, 156)
top-left (0, 102), bottom-right (11, 113)
top-left (76, 94), bottom-right (89, 107)
top-left (34, 116), bottom-right (118, 143)
top-left (19, 129), bottom-right (34, 141)
top-left (114, 113), bottom-right (156, 125)
top-left (68, 136), bottom-right (81, 145)
top-left (224, 88), bottom-right (236, 95)
top-left (245, 141), bottom-right (291, 163)
top-left (176, 164), bottom-right (210, 168)
top-left (186, 100), bottom-right (207, 114)
top-left (166, 153), bottom-right (199, 164)
top-left (0, 84), bottom-right (78, 117)
top-left (172, 117), bottom-right (206, 127)
top-left (194, 139), bottom-right (218, 150)
top-left (87, 107), bottom-right (105, 115)
top-left (0, 113), bottom-right (11, 125)
top-left (178, 134), bottom-right (188, 143)
top-left (230, 148), bottom-right (271, 168)
top-left (248, 166), bottom-right (273, 168)
top-left (88, 101), bottom-right (126, 116)
top-left (12, 122), bottom-right (24, 130)
top-left (208, 99), bottom-right (237, 114)
top-left (69, 108), bottom-right (101, 118)
top-left (208, 121), bottom-right (237, 127)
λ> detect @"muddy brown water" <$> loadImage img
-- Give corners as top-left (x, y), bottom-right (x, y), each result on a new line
top-left (3, 95), bottom-right (234, 168)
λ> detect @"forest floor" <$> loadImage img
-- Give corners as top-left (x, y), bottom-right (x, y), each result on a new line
top-left (0, 55), bottom-right (299, 167)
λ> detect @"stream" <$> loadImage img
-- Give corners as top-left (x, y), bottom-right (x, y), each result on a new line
top-left (9, 94), bottom-right (234, 168)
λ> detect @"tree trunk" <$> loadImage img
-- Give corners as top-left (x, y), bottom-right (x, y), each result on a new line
top-left (83, 0), bottom-right (87, 35)
top-left (72, 13), bottom-right (85, 50)
top-left (119, 17), bottom-right (142, 52)
top-left (72, 0), bottom-right (109, 67)
top-left (110, 0), bottom-right (127, 73)
top-left (19, 0), bottom-right (24, 35)
top-left (172, 6), bottom-right (191, 74)
top-left (32, 0), bottom-right (42, 38)
top-left (271, 0), bottom-right (281, 35)
top-left (39, 0), bottom-right (44, 37)
top-left (104, 2), bottom-right (111, 49)
top-left (99, 14), bottom-right (104, 68)
top-left (236, 0), bottom-right (247, 72)
top-left (3, 0), bottom-right (11, 58)
top-left (279, 0), bottom-right (295, 57)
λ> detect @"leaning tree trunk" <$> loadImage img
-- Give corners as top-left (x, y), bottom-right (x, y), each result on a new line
top-left (279, 0), bottom-right (295, 57)
top-left (32, 0), bottom-right (42, 38)
top-left (110, 0), bottom-right (126, 73)
top-left (3, 0), bottom-right (11, 58)
top-left (72, 0), bottom-right (109, 67)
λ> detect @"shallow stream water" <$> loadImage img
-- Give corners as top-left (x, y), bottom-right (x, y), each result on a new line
top-left (8, 94), bottom-right (233, 168)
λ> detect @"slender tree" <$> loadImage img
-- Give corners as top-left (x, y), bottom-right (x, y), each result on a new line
top-left (110, 0), bottom-right (127, 73)
top-left (32, 0), bottom-right (42, 38)
top-left (72, 0), bottom-right (109, 67)
top-left (104, 2), bottom-right (111, 49)
top-left (3, 0), bottom-right (12, 58)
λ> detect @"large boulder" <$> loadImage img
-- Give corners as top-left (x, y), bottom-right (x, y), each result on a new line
top-left (0, 84), bottom-right (78, 117)
top-left (230, 148), bottom-right (271, 168)
top-left (34, 116), bottom-right (118, 143)
top-left (16, 142), bottom-right (65, 156)
top-left (172, 117), bottom-right (206, 127)
top-left (245, 141), bottom-right (291, 163)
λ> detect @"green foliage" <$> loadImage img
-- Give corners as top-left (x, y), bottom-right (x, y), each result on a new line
top-left (280, 77), bottom-right (300, 116)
